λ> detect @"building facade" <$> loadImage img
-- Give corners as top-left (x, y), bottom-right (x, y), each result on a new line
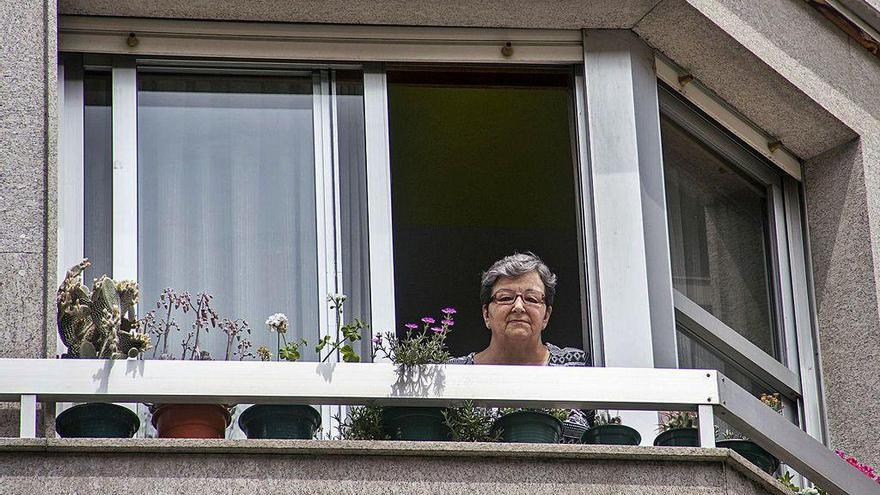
top-left (1, 0), bottom-right (879, 493)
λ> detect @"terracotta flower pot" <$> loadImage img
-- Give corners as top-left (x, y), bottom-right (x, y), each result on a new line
top-left (150, 404), bottom-right (231, 438)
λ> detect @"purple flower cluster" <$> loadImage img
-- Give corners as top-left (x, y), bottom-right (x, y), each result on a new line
top-left (402, 307), bottom-right (457, 336)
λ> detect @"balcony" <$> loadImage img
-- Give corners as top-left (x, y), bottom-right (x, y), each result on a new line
top-left (2, 359), bottom-right (878, 495)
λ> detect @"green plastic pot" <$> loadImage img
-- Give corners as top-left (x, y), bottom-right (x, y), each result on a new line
top-left (382, 406), bottom-right (450, 441)
top-left (238, 405), bottom-right (321, 440)
top-left (717, 439), bottom-right (779, 474)
top-left (55, 403), bottom-right (140, 438)
top-left (492, 411), bottom-right (562, 444)
top-left (580, 424), bottom-right (642, 446)
top-left (653, 427), bottom-right (699, 447)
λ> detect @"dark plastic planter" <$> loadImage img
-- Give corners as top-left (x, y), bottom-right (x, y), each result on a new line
top-left (492, 411), bottom-right (563, 444)
top-left (382, 406), bottom-right (450, 441)
top-left (580, 424), bottom-right (642, 446)
top-left (56, 403), bottom-right (140, 438)
top-left (238, 405), bottom-right (322, 440)
top-left (653, 427), bottom-right (699, 447)
top-left (717, 439), bottom-right (780, 474)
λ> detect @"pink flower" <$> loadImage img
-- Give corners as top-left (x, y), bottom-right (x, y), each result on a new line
top-left (421, 317), bottom-right (436, 325)
top-left (404, 323), bottom-right (419, 330)
top-left (441, 319), bottom-right (455, 326)
top-left (430, 326), bottom-right (443, 333)
top-left (441, 307), bottom-right (457, 315)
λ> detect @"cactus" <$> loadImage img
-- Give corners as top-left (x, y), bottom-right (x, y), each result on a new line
top-left (56, 259), bottom-right (150, 359)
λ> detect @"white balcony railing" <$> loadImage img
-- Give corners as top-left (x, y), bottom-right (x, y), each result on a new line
top-left (1, 359), bottom-right (877, 495)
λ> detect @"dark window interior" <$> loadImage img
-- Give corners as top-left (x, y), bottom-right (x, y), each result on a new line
top-left (387, 68), bottom-right (587, 358)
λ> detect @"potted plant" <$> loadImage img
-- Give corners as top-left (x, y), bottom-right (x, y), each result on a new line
top-left (239, 294), bottom-right (367, 439)
top-left (237, 312), bottom-right (318, 439)
top-left (491, 407), bottom-right (569, 444)
top-left (54, 259), bottom-right (150, 438)
top-left (653, 410), bottom-right (699, 446)
top-left (716, 393), bottom-right (783, 474)
top-left (580, 410), bottom-right (641, 446)
top-left (372, 308), bottom-right (456, 441)
top-left (441, 401), bottom-right (502, 442)
top-left (140, 289), bottom-right (253, 438)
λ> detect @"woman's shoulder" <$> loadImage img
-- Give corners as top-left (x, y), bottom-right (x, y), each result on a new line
top-left (546, 342), bottom-right (590, 367)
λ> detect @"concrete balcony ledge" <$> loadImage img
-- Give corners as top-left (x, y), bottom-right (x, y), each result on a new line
top-left (0, 438), bottom-right (790, 494)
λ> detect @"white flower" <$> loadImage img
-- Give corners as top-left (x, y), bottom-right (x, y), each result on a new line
top-left (265, 313), bottom-right (289, 334)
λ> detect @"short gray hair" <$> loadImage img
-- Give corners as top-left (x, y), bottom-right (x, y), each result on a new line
top-left (480, 252), bottom-right (557, 306)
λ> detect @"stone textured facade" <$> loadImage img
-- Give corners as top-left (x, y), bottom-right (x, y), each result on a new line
top-left (0, 439), bottom-right (789, 495)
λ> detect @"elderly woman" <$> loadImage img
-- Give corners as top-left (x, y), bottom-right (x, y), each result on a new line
top-left (449, 252), bottom-right (593, 441)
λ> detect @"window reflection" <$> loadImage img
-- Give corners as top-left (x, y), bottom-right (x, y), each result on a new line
top-left (662, 116), bottom-right (779, 359)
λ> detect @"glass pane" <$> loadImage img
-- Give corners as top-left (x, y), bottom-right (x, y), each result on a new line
top-left (662, 115), bottom-right (778, 358)
top-left (387, 69), bottom-right (585, 357)
top-left (83, 71), bottom-right (113, 283)
top-left (137, 73), bottom-right (318, 361)
top-left (334, 71), bottom-right (373, 359)
top-left (677, 325), bottom-right (798, 430)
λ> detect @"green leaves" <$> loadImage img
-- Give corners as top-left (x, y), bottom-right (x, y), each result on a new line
top-left (340, 345), bottom-right (360, 363)
top-left (280, 338), bottom-right (307, 362)
top-left (315, 335), bottom-right (332, 354)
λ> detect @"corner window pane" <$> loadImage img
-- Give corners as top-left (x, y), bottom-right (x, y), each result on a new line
top-left (137, 73), bottom-right (318, 360)
top-left (387, 69), bottom-right (586, 356)
top-left (662, 116), bottom-right (779, 358)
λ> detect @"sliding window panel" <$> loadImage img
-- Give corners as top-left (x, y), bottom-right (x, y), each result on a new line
top-left (363, 66), bottom-right (396, 355)
top-left (662, 113), bottom-right (780, 360)
top-left (137, 72), bottom-right (318, 361)
top-left (58, 57), bottom-right (86, 287)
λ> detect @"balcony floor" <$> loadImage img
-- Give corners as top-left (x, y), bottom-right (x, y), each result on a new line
top-left (0, 438), bottom-right (790, 494)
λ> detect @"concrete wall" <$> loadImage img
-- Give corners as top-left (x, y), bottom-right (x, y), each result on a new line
top-left (0, 0), bottom-right (57, 436)
top-left (804, 139), bottom-right (880, 466)
top-left (57, 0), bottom-right (661, 29)
top-left (0, 439), bottom-right (789, 495)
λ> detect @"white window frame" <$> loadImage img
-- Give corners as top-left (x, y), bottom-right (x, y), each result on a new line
top-left (57, 17), bottom-right (824, 446)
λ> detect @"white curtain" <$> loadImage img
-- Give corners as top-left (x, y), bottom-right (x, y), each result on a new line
top-left (137, 73), bottom-right (318, 361)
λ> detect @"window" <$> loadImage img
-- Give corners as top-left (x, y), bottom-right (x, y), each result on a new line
top-left (61, 56), bottom-right (367, 361)
top-left (57, 25), bottom-right (823, 444)
top-left (659, 84), bottom-right (808, 425)
top-left (385, 68), bottom-right (587, 356)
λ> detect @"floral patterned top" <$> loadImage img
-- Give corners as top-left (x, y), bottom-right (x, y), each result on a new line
top-left (448, 342), bottom-right (595, 443)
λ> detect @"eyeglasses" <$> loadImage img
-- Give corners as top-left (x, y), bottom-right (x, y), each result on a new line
top-left (490, 290), bottom-right (546, 306)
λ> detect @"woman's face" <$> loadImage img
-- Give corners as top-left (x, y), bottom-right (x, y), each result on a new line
top-left (482, 271), bottom-right (552, 343)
